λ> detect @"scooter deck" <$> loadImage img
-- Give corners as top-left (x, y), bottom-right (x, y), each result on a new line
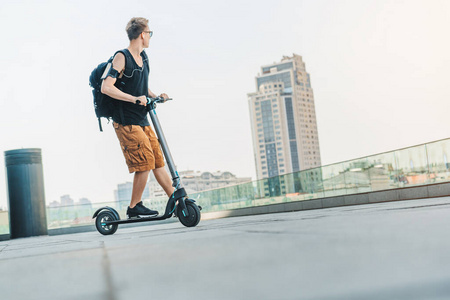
top-left (104, 214), bottom-right (171, 225)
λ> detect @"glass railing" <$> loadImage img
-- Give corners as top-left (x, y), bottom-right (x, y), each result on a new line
top-left (189, 138), bottom-right (450, 213)
top-left (0, 211), bottom-right (8, 235)
top-left (0, 138), bottom-right (449, 234)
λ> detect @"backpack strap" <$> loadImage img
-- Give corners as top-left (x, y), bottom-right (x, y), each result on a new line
top-left (141, 50), bottom-right (150, 70)
top-left (98, 118), bottom-right (103, 132)
top-left (115, 49), bottom-right (147, 78)
top-left (117, 49), bottom-right (133, 79)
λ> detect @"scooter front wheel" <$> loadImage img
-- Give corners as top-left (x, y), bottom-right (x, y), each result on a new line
top-left (95, 211), bottom-right (119, 235)
top-left (177, 201), bottom-right (201, 227)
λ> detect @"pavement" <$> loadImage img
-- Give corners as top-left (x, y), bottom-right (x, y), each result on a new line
top-left (1, 197), bottom-right (450, 300)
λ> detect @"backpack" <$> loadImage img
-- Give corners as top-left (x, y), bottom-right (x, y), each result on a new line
top-left (89, 50), bottom-right (148, 131)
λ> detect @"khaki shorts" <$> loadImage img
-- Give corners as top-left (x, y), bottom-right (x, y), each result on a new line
top-left (113, 122), bottom-right (165, 173)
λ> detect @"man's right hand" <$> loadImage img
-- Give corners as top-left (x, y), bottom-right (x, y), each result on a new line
top-left (135, 95), bottom-right (147, 106)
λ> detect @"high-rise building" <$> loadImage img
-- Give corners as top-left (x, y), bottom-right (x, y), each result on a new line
top-left (248, 54), bottom-right (322, 183)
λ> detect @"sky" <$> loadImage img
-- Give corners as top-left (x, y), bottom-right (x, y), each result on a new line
top-left (0, 0), bottom-right (449, 209)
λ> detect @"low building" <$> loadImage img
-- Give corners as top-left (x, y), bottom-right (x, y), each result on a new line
top-left (114, 170), bottom-right (251, 212)
top-left (114, 182), bottom-right (151, 209)
top-left (176, 170), bottom-right (252, 193)
top-left (60, 195), bottom-right (74, 206)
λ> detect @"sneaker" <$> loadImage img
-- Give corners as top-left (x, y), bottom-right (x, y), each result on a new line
top-left (127, 201), bottom-right (158, 219)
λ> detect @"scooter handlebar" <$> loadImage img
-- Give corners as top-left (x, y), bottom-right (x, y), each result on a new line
top-left (146, 96), bottom-right (173, 104)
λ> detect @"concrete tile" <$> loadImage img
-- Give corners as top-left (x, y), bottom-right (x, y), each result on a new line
top-left (322, 196), bottom-right (345, 208)
top-left (398, 186), bottom-right (429, 200)
top-left (302, 199), bottom-right (322, 210)
top-left (368, 190), bottom-right (399, 203)
top-left (268, 203), bottom-right (286, 214)
top-left (344, 194), bottom-right (369, 206)
top-left (285, 201), bottom-right (303, 212)
top-left (49, 225), bottom-right (95, 236)
top-left (427, 183), bottom-right (450, 198)
top-left (228, 208), bottom-right (253, 218)
top-left (252, 205), bottom-right (270, 215)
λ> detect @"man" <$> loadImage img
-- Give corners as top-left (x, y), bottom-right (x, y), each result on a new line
top-left (101, 17), bottom-right (174, 218)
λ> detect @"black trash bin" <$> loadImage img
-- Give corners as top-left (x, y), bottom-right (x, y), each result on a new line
top-left (4, 148), bottom-right (47, 238)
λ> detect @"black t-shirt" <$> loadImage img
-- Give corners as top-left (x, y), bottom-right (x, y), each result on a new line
top-left (112, 49), bottom-right (150, 126)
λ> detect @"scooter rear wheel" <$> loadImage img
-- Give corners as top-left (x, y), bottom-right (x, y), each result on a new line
top-left (95, 211), bottom-right (119, 235)
top-left (177, 201), bottom-right (201, 227)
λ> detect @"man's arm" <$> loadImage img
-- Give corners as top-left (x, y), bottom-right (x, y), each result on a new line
top-left (148, 88), bottom-right (158, 98)
top-left (149, 88), bottom-right (169, 100)
top-left (101, 52), bottom-right (147, 105)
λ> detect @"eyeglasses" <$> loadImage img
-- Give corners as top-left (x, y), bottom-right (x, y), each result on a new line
top-left (143, 30), bottom-right (153, 37)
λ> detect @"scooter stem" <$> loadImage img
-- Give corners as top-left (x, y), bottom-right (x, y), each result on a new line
top-left (148, 108), bottom-right (182, 188)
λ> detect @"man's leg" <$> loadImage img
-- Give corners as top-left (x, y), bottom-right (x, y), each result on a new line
top-left (130, 170), bottom-right (150, 208)
top-left (153, 167), bottom-right (174, 197)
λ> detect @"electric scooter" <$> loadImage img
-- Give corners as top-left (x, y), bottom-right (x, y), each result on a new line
top-left (93, 96), bottom-right (201, 235)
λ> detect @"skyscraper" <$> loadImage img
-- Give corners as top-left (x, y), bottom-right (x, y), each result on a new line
top-left (248, 54), bottom-right (322, 182)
